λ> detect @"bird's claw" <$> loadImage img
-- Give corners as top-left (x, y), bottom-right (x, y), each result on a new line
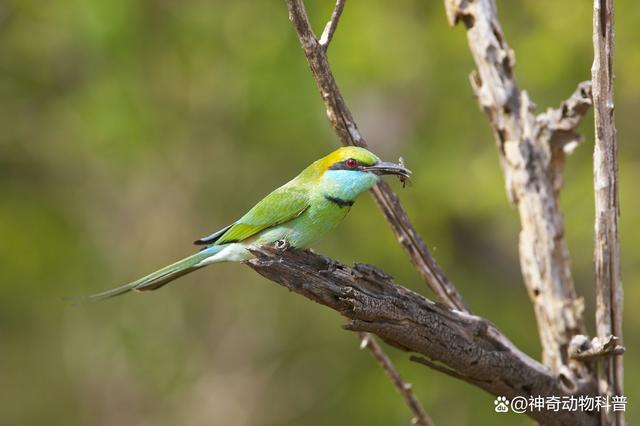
top-left (274, 239), bottom-right (290, 251)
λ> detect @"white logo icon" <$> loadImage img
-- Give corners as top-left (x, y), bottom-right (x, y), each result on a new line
top-left (494, 396), bottom-right (510, 413)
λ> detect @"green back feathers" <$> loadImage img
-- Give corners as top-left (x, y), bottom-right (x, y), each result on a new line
top-left (195, 146), bottom-right (379, 246)
top-left (215, 186), bottom-right (309, 244)
top-left (196, 185), bottom-right (309, 246)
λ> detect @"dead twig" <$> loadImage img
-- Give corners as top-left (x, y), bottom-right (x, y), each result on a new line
top-left (569, 335), bottom-right (625, 361)
top-left (319, 0), bottom-right (346, 49)
top-left (359, 333), bottom-right (433, 426)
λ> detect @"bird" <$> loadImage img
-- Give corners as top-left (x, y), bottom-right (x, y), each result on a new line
top-left (83, 146), bottom-right (411, 301)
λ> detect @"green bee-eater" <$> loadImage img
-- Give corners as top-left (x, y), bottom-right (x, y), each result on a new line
top-left (86, 146), bottom-right (410, 301)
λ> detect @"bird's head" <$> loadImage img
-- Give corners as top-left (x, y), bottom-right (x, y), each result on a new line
top-left (306, 146), bottom-right (411, 200)
top-left (319, 146), bottom-right (411, 179)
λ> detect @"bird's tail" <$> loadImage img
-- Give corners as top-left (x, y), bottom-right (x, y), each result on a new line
top-left (77, 246), bottom-right (223, 303)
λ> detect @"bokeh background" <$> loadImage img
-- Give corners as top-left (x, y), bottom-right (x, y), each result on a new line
top-left (1, 0), bottom-right (638, 425)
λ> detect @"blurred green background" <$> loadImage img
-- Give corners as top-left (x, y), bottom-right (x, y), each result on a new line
top-left (1, 0), bottom-right (638, 424)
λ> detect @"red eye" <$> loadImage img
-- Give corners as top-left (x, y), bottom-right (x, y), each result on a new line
top-left (346, 158), bottom-right (357, 169)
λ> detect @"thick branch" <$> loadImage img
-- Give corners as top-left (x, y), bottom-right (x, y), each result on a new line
top-left (287, 0), bottom-right (468, 313)
top-left (444, 0), bottom-right (590, 380)
top-left (246, 246), bottom-right (597, 426)
top-left (592, 0), bottom-right (624, 425)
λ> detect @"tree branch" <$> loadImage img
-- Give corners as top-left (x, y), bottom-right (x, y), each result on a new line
top-left (287, 0), bottom-right (468, 313)
top-left (246, 246), bottom-right (597, 426)
top-left (444, 0), bottom-right (591, 382)
top-left (569, 335), bottom-right (625, 361)
top-left (537, 81), bottom-right (593, 197)
top-left (358, 332), bottom-right (433, 426)
top-left (287, 2), bottom-right (442, 421)
top-left (591, 1), bottom-right (624, 425)
top-left (319, 0), bottom-right (346, 49)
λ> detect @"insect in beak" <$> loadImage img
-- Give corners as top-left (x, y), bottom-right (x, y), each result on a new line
top-left (363, 158), bottom-right (412, 187)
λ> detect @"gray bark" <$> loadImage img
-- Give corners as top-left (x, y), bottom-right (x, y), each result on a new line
top-left (246, 246), bottom-right (598, 426)
top-left (591, 0), bottom-right (624, 424)
top-left (444, 0), bottom-right (592, 386)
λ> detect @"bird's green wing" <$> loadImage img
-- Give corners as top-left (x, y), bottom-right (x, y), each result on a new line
top-left (197, 184), bottom-right (309, 246)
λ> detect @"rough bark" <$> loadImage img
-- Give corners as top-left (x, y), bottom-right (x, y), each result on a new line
top-left (246, 246), bottom-right (597, 426)
top-left (444, 0), bottom-right (591, 385)
top-left (591, 0), bottom-right (624, 424)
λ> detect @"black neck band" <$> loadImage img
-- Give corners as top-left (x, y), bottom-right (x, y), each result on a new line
top-left (324, 194), bottom-right (354, 208)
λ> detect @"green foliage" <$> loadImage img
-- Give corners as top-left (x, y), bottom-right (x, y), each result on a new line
top-left (1, 0), bottom-right (638, 424)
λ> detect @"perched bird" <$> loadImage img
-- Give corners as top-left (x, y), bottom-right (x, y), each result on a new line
top-left (85, 146), bottom-right (410, 301)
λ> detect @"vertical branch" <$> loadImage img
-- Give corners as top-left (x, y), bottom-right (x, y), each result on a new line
top-left (592, 0), bottom-right (624, 425)
top-left (443, 0), bottom-right (591, 384)
top-left (287, 0), bottom-right (468, 312)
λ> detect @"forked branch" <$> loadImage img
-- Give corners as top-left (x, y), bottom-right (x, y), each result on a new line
top-left (287, 0), bottom-right (468, 313)
top-left (444, 0), bottom-right (591, 384)
top-left (319, 0), bottom-right (346, 49)
top-left (287, 1), bottom-right (439, 422)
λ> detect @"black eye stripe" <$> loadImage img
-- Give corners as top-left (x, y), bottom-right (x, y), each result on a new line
top-left (328, 159), bottom-right (375, 170)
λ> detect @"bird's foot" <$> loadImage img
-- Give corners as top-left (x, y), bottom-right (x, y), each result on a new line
top-left (274, 239), bottom-right (291, 252)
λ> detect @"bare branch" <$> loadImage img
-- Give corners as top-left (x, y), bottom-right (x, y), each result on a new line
top-left (569, 335), bottom-right (625, 361)
top-left (319, 0), bottom-right (346, 50)
top-left (538, 81), bottom-right (593, 151)
top-left (592, 0), bottom-right (624, 424)
top-left (359, 333), bottom-right (433, 426)
top-left (287, 3), bottom-right (449, 421)
top-left (287, 0), bottom-right (468, 312)
top-left (444, 0), bottom-right (590, 381)
top-left (246, 246), bottom-right (597, 426)
top-left (538, 81), bottom-right (593, 196)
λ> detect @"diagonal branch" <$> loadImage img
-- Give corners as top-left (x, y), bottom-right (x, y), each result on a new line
top-left (319, 0), bottom-right (346, 49)
top-left (246, 246), bottom-right (597, 426)
top-left (287, 2), bottom-right (440, 421)
top-left (358, 332), bottom-right (433, 426)
top-left (287, 0), bottom-right (468, 313)
top-left (444, 0), bottom-right (591, 383)
top-left (591, 1), bottom-right (624, 425)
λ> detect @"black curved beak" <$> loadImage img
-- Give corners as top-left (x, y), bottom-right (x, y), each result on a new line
top-left (363, 161), bottom-right (412, 179)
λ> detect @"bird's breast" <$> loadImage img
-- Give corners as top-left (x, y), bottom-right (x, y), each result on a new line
top-left (258, 194), bottom-right (350, 249)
